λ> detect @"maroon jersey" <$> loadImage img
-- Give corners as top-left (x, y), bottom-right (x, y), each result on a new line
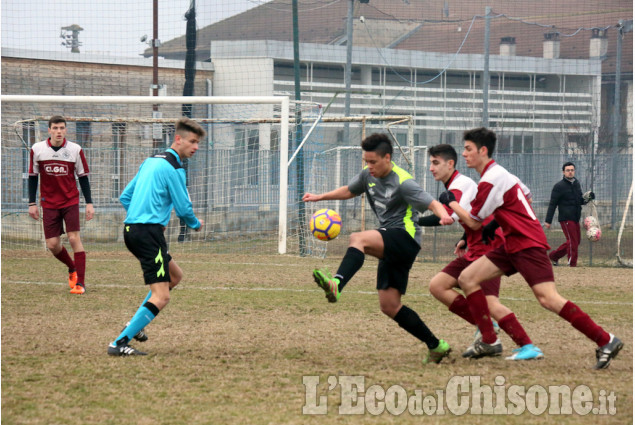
top-left (29, 138), bottom-right (89, 209)
top-left (469, 160), bottom-right (549, 254)
top-left (445, 170), bottom-right (504, 261)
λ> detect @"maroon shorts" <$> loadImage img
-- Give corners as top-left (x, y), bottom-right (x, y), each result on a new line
top-left (485, 245), bottom-right (555, 287)
top-left (42, 204), bottom-right (80, 239)
top-left (442, 256), bottom-right (501, 297)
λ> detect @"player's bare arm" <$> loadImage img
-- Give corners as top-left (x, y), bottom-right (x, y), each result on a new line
top-left (428, 200), bottom-right (454, 225)
top-left (448, 200), bottom-right (482, 230)
top-left (303, 186), bottom-right (355, 202)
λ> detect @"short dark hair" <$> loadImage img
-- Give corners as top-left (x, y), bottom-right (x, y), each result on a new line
top-left (175, 117), bottom-right (206, 138)
top-left (428, 144), bottom-right (457, 166)
top-left (463, 127), bottom-right (496, 158)
top-left (48, 116), bottom-right (66, 128)
top-left (361, 133), bottom-right (393, 158)
top-left (562, 162), bottom-right (575, 171)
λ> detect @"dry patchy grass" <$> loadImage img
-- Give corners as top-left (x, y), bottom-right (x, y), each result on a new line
top-left (1, 250), bottom-right (632, 424)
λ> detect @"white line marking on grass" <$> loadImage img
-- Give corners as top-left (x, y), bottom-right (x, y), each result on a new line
top-left (3, 280), bottom-right (632, 306)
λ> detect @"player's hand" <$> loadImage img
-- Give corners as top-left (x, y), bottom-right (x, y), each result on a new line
top-left (481, 220), bottom-right (499, 245)
top-left (302, 193), bottom-right (321, 202)
top-left (454, 239), bottom-right (466, 257)
top-left (543, 222), bottom-right (551, 229)
top-left (85, 204), bottom-right (95, 221)
top-left (195, 219), bottom-right (205, 232)
top-left (438, 191), bottom-right (456, 206)
top-left (28, 205), bottom-right (39, 220)
top-left (440, 216), bottom-right (454, 226)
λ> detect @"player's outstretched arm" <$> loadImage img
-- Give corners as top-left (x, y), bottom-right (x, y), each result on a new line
top-left (439, 191), bottom-right (481, 230)
top-left (428, 200), bottom-right (454, 225)
top-left (303, 186), bottom-right (355, 202)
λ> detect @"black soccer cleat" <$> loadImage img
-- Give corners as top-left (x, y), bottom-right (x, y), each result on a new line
top-left (462, 338), bottom-right (503, 359)
top-left (594, 334), bottom-right (623, 369)
top-left (107, 337), bottom-right (147, 357)
top-left (121, 322), bottom-right (148, 343)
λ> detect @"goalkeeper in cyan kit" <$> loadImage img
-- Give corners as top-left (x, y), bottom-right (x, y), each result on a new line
top-left (107, 118), bottom-right (205, 356)
top-left (303, 133), bottom-right (455, 365)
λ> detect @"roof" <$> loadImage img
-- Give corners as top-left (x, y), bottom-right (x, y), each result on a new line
top-left (147, 0), bottom-right (632, 75)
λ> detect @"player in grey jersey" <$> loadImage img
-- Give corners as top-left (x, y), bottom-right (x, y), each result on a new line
top-left (303, 133), bottom-right (454, 365)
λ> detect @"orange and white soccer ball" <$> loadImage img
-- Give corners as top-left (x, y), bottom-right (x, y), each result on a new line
top-left (310, 209), bottom-right (342, 241)
top-left (586, 226), bottom-right (601, 242)
top-left (583, 216), bottom-right (598, 230)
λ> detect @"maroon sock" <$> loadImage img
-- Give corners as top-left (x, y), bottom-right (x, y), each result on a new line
top-left (74, 251), bottom-right (86, 286)
top-left (498, 313), bottom-right (532, 347)
top-left (448, 294), bottom-right (476, 325)
top-left (559, 301), bottom-right (610, 346)
top-left (54, 246), bottom-right (75, 271)
top-left (466, 290), bottom-right (497, 343)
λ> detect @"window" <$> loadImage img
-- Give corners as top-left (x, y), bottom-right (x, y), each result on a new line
top-left (22, 122), bottom-right (36, 201)
top-left (112, 123), bottom-right (126, 201)
top-left (75, 121), bottom-right (91, 146)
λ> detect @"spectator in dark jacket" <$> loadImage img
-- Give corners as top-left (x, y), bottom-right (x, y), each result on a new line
top-left (544, 162), bottom-right (594, 267)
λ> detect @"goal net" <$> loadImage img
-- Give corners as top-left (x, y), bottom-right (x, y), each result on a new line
top-left (1, 95), bottom-right (419, 258)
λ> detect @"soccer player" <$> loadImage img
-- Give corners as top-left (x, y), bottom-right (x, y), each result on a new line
top-left (28, 116), bottom-right (94, 295)
top-left (107, 117), bottom-right (205, 356)
top-left (441, 127), bottom-right (622, 369)
top-left (421, 144), bottom-right (543, 360)
top-left (303, 133), bottom-right (455, 365)
top-left (544, 162), bottom-right (595, 267)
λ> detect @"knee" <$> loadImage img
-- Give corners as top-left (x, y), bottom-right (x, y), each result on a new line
top-left (457, 273), bottom-right (476, 293)
top-left (379, 301), bottom-right (400, 318)
top-left (153, 294), bottom-right (171, 310)
top-left (535, 293), bottom-right (553, 311)
top-left (428, 278), bottom-right (444, 299)
top-left (67, 233), bottom-right (79, 245)
top-left (46, 240), bottom-right (61, 253)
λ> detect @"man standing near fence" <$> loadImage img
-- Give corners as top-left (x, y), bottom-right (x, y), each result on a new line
top-left (544, 162), bottom-right (595, 267)
top-left (28, 116), bottom-right (94, 295)
top-left (107, 117), bottom-right (205, 356)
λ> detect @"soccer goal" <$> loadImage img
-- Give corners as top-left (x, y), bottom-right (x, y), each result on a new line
top-left (1, 95), bottom-right (416, 258)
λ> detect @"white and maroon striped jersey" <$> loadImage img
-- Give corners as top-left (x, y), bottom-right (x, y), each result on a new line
top-left (29, 138), bottom-right (89, 209)
top-left (469, 160), bottom-right (549, 254)
top-left (445, 170), bottom-right (504, 261)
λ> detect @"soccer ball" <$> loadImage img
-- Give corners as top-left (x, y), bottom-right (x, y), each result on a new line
top-left (583, 216), bottom-right (598, 230)
top-left (586, 226), bottom-right (601, 242)
top-left (310, 209), bottom-right (342, 241)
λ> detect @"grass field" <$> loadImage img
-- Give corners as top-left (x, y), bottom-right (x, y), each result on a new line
top-left (2, 250), bottom-right (632, 424)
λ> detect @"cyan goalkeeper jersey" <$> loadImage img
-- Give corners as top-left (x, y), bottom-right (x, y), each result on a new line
top-left (120, 148), bottom-right (201, 229)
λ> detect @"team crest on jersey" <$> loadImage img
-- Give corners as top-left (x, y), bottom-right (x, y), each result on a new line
top-left (44, 163), bottom-right (69, 176)
top-left (61, 150), bottom-right (71, 159)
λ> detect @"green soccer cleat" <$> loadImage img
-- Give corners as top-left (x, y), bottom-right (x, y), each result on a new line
top-left (424, 339), bottom-right (451, 365)
top-left (312, 269), bottom-right (341, 303)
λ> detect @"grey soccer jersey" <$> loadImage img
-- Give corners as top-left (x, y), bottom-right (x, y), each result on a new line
top-left (347, 163), bottom-right (434, 245)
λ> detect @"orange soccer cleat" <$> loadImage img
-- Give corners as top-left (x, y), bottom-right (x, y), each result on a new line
top-left (68, 271), bottom-right (78, 288)
top-left (70, 284), bottom-right (85, 295)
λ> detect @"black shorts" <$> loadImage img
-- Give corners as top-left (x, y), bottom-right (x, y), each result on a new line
top-left (377, 228), bottom-right (421, 294)
top-left (123, 224), bottom-right (172, 285)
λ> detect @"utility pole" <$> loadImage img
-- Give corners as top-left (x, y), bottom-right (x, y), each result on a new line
top-left (482, 6), bottom-right (491, 127)
top-left (343, 0), bottom-right (354, 142)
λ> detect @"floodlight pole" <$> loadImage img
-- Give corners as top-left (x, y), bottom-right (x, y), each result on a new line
top-left (292, 0), bottom-right (307, 255)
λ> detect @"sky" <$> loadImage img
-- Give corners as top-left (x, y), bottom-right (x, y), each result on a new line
top-left (1, 0), bottom-right (261, 57)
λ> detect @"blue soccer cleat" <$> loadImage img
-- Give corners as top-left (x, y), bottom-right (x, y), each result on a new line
top-left (505, 344), bottom-right (544, 361)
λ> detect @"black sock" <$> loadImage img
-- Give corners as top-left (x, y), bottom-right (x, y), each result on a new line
top-left (335, 247), bottom-right (365, 292)
top-left (393, 305), bottom-right (439, 349)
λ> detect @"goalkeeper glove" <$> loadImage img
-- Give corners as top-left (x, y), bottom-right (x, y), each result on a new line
top-left (439, 190), bottom-right (456, 206)
top-left (583, 191), bottom-right (595, 202)
top-left (481, 220), bottom-right (500, 245)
